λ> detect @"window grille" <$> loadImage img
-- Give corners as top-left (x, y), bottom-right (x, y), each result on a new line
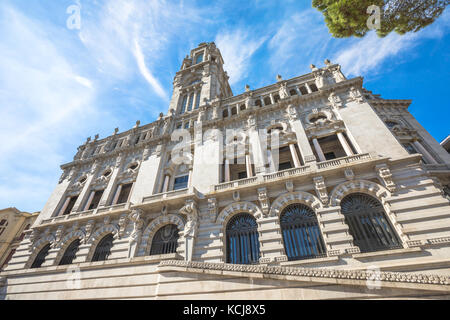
top-left (59, 239), bottom-right (81, 265)
top-left (226, 213), bottom-right (260, 265)
top-left (150, 224), bottom-right (179, 255)
top-left (341, 193), bottom-right (402, 253)
top-left (92, 234), bottom-right (114, 262)
top-left (31, 244), bottom-right (51, 269)
top-left (280, 204), bottom-right (326, 261)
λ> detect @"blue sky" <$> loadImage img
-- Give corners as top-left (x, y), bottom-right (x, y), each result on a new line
top-left (0, 0), bottom-right (449, 213)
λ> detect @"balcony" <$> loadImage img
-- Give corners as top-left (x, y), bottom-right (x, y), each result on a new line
top-left (316, 153), bottom-right (372, 170)
top-left (140, 187), bottom-right (203, 206)
top-left (212, 153), bottom-right (375, 193)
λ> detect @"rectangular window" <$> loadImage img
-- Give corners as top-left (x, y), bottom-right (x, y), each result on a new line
top-left (403, 143), bottom-right (417, 155)
top-left (89, 190), bottom-right (104, 210)
top-left (195, 91), bottom-right (201, 109)
top-left (279, 162), bottom-right (293, 171)
top-left (63, 196), bottom-right (78, 215)
top-left (324, 152), bottom-right (337, 160)
top-left (1, 249), bottom-right (16, 270)
top-left (195, 53), bottom-right (204, 64)
top-left (173, 175), bottom-right (189, 191)
top-left (187, 93), bottom-right (194, 112)
top-left (238, 172), bottom-right (247, 180)
top-left (117, 183), bottom-right (133, 204)
top-left (181, 95), bottom-right (188, 114)
top-left (184, 122), bottom-right (190, 129)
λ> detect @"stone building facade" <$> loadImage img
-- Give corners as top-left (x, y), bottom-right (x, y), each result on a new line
top-left (0, 208), bottom-right (39, 271)
top-left (1, 42), bottom-right (450, 300)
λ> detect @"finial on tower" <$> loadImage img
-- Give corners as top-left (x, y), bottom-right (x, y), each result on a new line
top-left (245, 84), bottom-right (250, 92)
top-left (310, 64), bottom-right (318, 71)
top-left (276, 75), bottom-right (283, 82)
top-left (113, 128), bottom-right (119, 135)
top-left (134, 120), bottom-right (141, 128)
top-left (324, 59), bottom-right (332, 66)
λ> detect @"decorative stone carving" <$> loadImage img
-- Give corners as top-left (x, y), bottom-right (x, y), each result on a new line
top-left (233, 191), bottom-right (240, 202)
top-left (286, 104), bottom-right (298, 121)
top-left (344, 168), bottom-right (355, 181)
top-left (217, 201), bottom-right (264, 223)
top-left (286, 181), bottom-right (294, 192)
top-left (158, 260), bottom-right (450, 286)
top-left (376, 164), bottom-right (396, 192)
top-left (128, 209), bottom-right (144, 258)
top-left (349, 86), bottom-right (363, 103)
top-left (279, 82), bottom-right (289, 99)
top-left (53, 225), bottom-right (65, 248)
top-left (330, 180), bottom-right (389, 207)
top-left (313, 176), bottom-right (329, 205)
top-left (118, 213), bottom-right (128, 238)
top-left (257, 187), bottom-right (270, 216)
top-left (247, 115), bottom-right (257, 130)
top-left (84, 220), bottom-right (95, 244)
top-left (180, 200), bottom-right (199, 238)
top-left (269, 191), bottom-right (322, 217)
top-left (328, 92), bottom-right (342, 108)
top-left (208, 198), bottom-right (218, 222)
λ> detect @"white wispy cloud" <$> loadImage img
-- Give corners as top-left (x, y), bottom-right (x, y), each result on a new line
top-left (133, 38), bottom-right (168, 100)
top-left (215, 29), bottom-right (267, 85)
top-left (268, 9), bottom-right (333, 76)
top-left (0, 4), bottom-right (103, 211)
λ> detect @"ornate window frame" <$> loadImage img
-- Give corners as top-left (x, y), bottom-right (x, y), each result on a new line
top-left (138, 214), bottom-right (185, 257)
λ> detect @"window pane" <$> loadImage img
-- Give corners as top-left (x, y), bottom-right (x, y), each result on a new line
top-left (89, 190), bottom-right (104, 210)
top-left (180, 95), bottom-right (187, 114)
top-left (195, 91), bottom-right (201, 109)
top-left (195, 53), bottom-right (203, 64)
top-left (117, 183), bottom-right (133, 204)
top-left (173, 175), bottom-right (189, 190)
top-left (187, 93), bottom-right (194, 112)
top-left (64, 196), bottom-right (78, 215)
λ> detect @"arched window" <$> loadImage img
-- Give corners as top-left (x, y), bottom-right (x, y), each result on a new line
top-left (150, 224), bottom-right (179, 255)
top-left (226, 213), bottom-right (260, 265)
top-left (31, 244), bottom-right (51, 269)
top-left (91, 234), bottom-right (114, 262)
top-left (341, 193), bottom-right (402, 253)
top-left (280, 204), bottom-right (326, 261)
top-left (59, 239), bottom-right (81, 265)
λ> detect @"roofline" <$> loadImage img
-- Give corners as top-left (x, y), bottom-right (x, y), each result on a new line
top-left (440, 135), bottom-right (450, 146)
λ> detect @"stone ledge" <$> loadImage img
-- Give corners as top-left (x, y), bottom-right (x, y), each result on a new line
top-left (280, 256), bottom-right (339, 267)
top-left (157, 260), bottom-right (450, 292)
top-left (352, 247), bottom-right (421, 259)
top-left (0, 253), bottom-right (183, 277)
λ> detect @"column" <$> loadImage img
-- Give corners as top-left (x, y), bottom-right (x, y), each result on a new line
top-left (112, 184), bottom-right (122, 205)
top-left (84, 191), bottom-right (95, 211)
top-left (295, 86), bottom-right (302, 96)
top-left (236, 103), bottom-right (240, 115)
top-left (305, 83), bottom-right (313, 94)
top-left (313, 138), bottom-right (326, 162)
top-left (337, 132), bottom-right (354, 156)
top-left (289, 144), bottom-right (302, 168)
top-left (269, 93), bottom-right (275, 105)
top-left (224, 159), bottom-right (231, 182)
top-left (289, 119), bottom-right (316, 164)
top-left (188, 168), bottom-right (193, 188)
top-left (162, 175), bottom-right (170, 193)
top-left (246, 154), bottom-right (254, 177)
top-left (413, 140), bottom-right (438, 164)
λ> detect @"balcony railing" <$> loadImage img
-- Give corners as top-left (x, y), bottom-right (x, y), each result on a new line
top-left (213, 153), bottom-right (374, 193)
top-left (141, 187), bottom-right (191, 203)
top-left (317, 153), bottom-right (371, 170)
top-left (263, 166), bottom-right (311, 182)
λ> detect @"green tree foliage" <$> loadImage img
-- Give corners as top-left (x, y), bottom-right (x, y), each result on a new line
top-left (312, 0), bottom-right (450, 38)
